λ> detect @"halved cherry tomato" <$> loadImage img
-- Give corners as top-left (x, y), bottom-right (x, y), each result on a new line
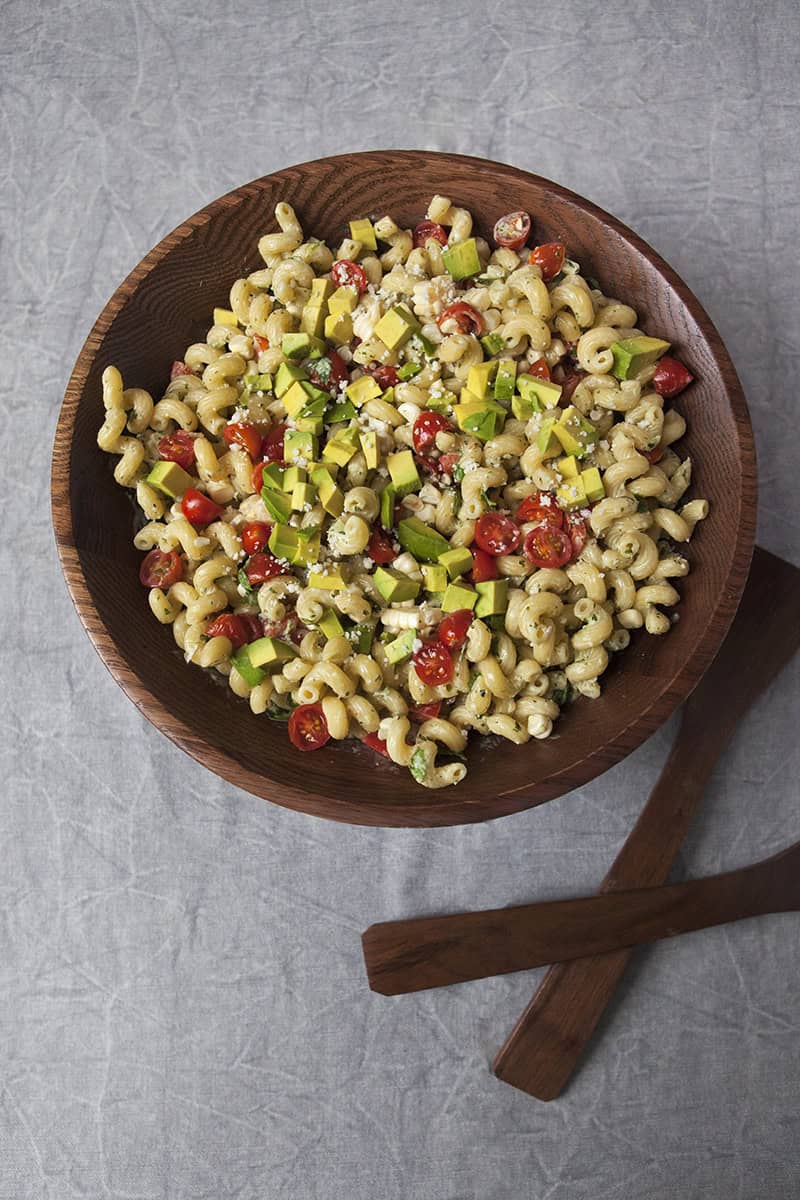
top-left (493, 211), bottom-right (531, 251)
top-left (139, 548), bottom-right (183, 588)
top-left (181, 488), bottom-right (224, 527)
top-left (331, 259), bottom-right (368, 295)
top-left (528, 357), bottom-right (551, 381)
top-left (644, 445), bottom-right (665, 465)
top-left (238, 613), bottom-right (266, 642)
top-left (223, 421), bottom-right (262, 460)
top-left (529, 242), bottom-right (566, 282)
top-left (366, 362), bottom-right (400, 389)
top-left (367, 527), bottom-right (397, 564)
top-left (362, 731), bottom-right (391, 757)
top-left (252, 334), bottom-right (269, 355)
top-left (515, 491), bottom-right (563, 527)
top-left (170, 360), bottom-right (194, 379)
top-left (523, 524), bottom-right (573, 568)
top-left (307, 351), bottom-right (348, 393)
top-left (565, 511), bottom-right (590, 559)
top-left (438, 610), bottom-right (473, 649)
top-left (408, 701), bottom-right (442, 722)
top-left (413, 641), bottom-right (454, 687)
top-left (471, 547), bottom-right (499, 583)
top-left (437, 452), bottom-right (461, 479)
top-left (559, 368), bottom-right (587, 403)
top-left (206, 613), bottom-right (259, 650)
top-left (288, 704), bottom-right (330, 752)
top-left (653, 356), bottom-right (694, 397)
top-left (437, 301), bottom-right (485, 336)
top-left (241, 521), bottom-right (272, 555)
top-left (413, 220), bottom-right (448, 248)
top-left (158, 430), bottom-right (196, 472)
top-left (474, 513), bottom-right (521, 556)
top-left (244, 552), bottom-right (289, 584)
top-left (413, 411), bottom-right (451, 455)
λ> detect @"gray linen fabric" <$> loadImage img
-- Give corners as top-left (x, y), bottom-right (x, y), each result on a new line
top-left (2, 0), bottom-right (799, 1196)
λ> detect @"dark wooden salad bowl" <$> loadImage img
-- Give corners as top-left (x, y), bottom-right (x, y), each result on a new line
top-left (51, 151), bottom-right (756, 826)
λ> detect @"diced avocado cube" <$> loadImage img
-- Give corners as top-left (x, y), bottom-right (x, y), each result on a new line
top-left (302, 381), bottom-right (331, 407)
top-left (349, 218), bottom-right (377, 249)
top-left (282, 332), bottom-right (322, 360)
top-left (423, 389), bottom-right (457, 414)
top-left (439, 546), bottom-right (474, 579)
top-left (308, 568), bottom-right (347, 591)
top-left (374, 304), bottom-right (420, 351)
top-left (146, 461), bottom-right (193, 499)
top-left (557, 455), bottom-right (579, 479)
top-left (611, 335), bottom-right (670, 380)
top-left (387, 449), bottom-right (421, 497)
top-left (246, 636), bottom-right (298, 669)
top-left (327, 399), bottom-right (357, 423)
top-left (291, 482), bottom-right (317, 511)
top-left (442, 238), bottom-right (481, 281)
top-left (293, 526), bottom-right (321, 566)
top-left (298, 395), bottom-right (328, 422)
top-left (328, 285), bottom-right (358, 315)
top-left (317, 609), bottom-right (345, 640)
top-left (441, 580), bottom-right (478, 612)
top-left (274, 361), bottom-right (307, 397)
top-left (300, 305), bottom-right (326, 338)
top-left (475, 579), bottom-right (509, 618)
top-left (282, 466), bottom-right (307, 491)
top-left (315, 474), bottom-right (344, 516)
top-left (268, 523), bottom-right (300, 561)
top-left (493, 358), bottom-right (517, 401)
top-left (282, 380), bottom-right (313, 417)
top-left (231, 647), bottom-right (265, 687)
top-left (536, 416), bottom-right (560, 456)
top-left (344, 622), bottom-right (373, 653)
top-left (373, 566), bottom-right (420, 603)
top-left (396, 516), bottom-right (450, 562)
top-left (380, 386), bottom-right (396, 406)
top-left (480, 332), bottom-right (506, 358)
top-left (213, 307), bottom-right (238, 328)
top-left (467, 361), bottom-right (497, 400)
top-left (346, 375), bottom-right (382, 407)
top-left (380, 484), bottom-right (396, 529)
top-left (517, 375), bottom-right (562, 410)
top-left (512, 394), bottom-right (536, 421)
top-left (284, 429), bottom-right (316, 464)
top-left (556, 477), bottom-right (588, 511)
top-left (261, 489), bottom-right (293, 524)
top-left (397, 362), bottom-right (422, 381)
top-left (295, 414), bottom-right (323, 435)
top-left (453, 400), bottom-right (500, 442)
top-left (309, 276), bottom-right (333, 307)
top-left (553, 407), bottom-right (598, 458)
top-left (260, 463), bottom-right (285, 492)
top-left (245, 372), bottom-right (273, 392)
top-left (422, 563), bottom-right (448, 593)
top-left (359, 430), bottom-right (379, 470)
top-left (385, 629), bottom-right (417, 664)
top-left (581, 467), bottom-right (605, 503)
top-left (324, 311), bottom-right (353, 345)
top-left (322, 436), bottom-right (357, 467)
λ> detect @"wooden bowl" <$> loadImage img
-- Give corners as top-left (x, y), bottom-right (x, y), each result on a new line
top-left (52, 151), bottom-right (756, 827)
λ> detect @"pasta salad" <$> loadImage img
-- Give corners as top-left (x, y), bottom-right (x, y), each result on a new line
top-left (98, 195), bottom-right (705, 789)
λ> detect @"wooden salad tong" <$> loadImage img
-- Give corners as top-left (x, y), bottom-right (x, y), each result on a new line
top-left (362, 546), bottom-right (800, 1099)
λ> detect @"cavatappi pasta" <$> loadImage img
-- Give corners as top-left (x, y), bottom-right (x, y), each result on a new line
top-left (98, 199), bottom-right (706, 788)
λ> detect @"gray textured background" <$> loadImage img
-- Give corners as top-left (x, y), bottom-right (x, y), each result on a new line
top-left (3, 0), bottom-right (800, 1196)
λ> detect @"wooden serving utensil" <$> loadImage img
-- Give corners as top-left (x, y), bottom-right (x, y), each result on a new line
top-left (362, 546), bottom-right (800, 1096)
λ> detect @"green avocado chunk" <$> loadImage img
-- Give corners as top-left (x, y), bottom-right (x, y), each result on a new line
top-left (442, 238), bottom-right (481, 281)
top-left (373, 566), bottom-right (420, 603)
top-left (480, 332), bottom-right (506, 358)
top-left (493, 358), bottom-right (517, 401)
top-left (317, 609), bottom-right (345, 640)
top-left (274, 361), bottom-right (307, 397)
top-left (145, 460), bottom-right (193, 499)
top-left (475, 579), bottom-right (509, 617)
top-left (387, 450), bottom-right (421, 497)
top-left (246, 637), bottom-right (298, 669)
top-left (441, 580), bottom-right (478, 612)
top-left (439, 546), bottom-right (474, 579)
top-left (231, 647), bottom-right (266, 687)
top-left (385, 629), bottom-right (416, 664)
top-left (379, 484), bottom-right (397, 530)
top-left (396, 516), bottom-right (449, 562)
top-left (610, 336), bottom-right (670, 380)
top-left (261, 488), bottom-right (293, 523)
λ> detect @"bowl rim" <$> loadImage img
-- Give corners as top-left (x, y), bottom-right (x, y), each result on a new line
top-left (51, 149), bottom-right (757, 826)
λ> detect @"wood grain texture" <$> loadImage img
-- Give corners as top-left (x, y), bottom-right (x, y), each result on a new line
top-left (50, 150), bottom-right (757, 826)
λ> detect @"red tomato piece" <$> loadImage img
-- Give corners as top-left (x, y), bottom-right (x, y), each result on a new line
top-left (158, 429), bottom-right (196, 472)
top-left (523, 524), bottom-right (573, 568)
top-left (223, 421), bottom-right (262, 460)
top-left (139, 548), bottom-right (183, 588)
top-left (471, 547), bottom-right (499, 583)
top-left (362, 731), bottom-right (391, 757)
top-left (437, 452), bottom-right (461, 479)
top-left (408, 701), bottom-right (442, 722)
top-left (437, 301), bottom-right (485, 336)
top-left (412, 411), bottom-right (451, 455)
top-left (366, 362), bottom-right (400, 389)
top-left (238, 613), bottom-right (266, 642)
top-left (653, 356), bottom-right (694, 397)
top-left (515, 490), bottom-right (564, 527)
top-left (644, 445), bottom-right (665, 464)
top-left (565, 511), bottom-right (590, 559)
top-left (169, 360), bottom-right (195, 379)
top-left (529, 242), bottom-right (566, 281)
top-left (528, 357), bottom-right (551, 381)
top-left (438, 610), bottom-right (473, 649)
top-left (560, 368), bottom-right (587, 404)
top-left (474, 513), bottom-right (522, 557)
top-left (331, 259), bottom-right (368, 295)
top-left (288, 704), bottom-right (330, 752)
top-left (241, 521), bottom-right (272, 555)
top-left (181, 488), bottom-right (224, 528)
top-left (307, 351), bottom-right (349, 393)
top-left (252, 334), bottom-right (269, 354)
top-left (413, 641), bottom-right (454, 687)
top-left (413, 220), bottom-right (448, 248)
top-left (205, 613), bottom-right (258, 650)
top-left (493, 211), bottom-right (532, 250)
top-left (367, 527), bottom-right (397, 564)
top-left (245, 552), bottom-right (290, 584)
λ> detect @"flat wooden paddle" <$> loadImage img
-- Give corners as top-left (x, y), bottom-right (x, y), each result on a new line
top-left (362, 547), bottom-right (800, 1098)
